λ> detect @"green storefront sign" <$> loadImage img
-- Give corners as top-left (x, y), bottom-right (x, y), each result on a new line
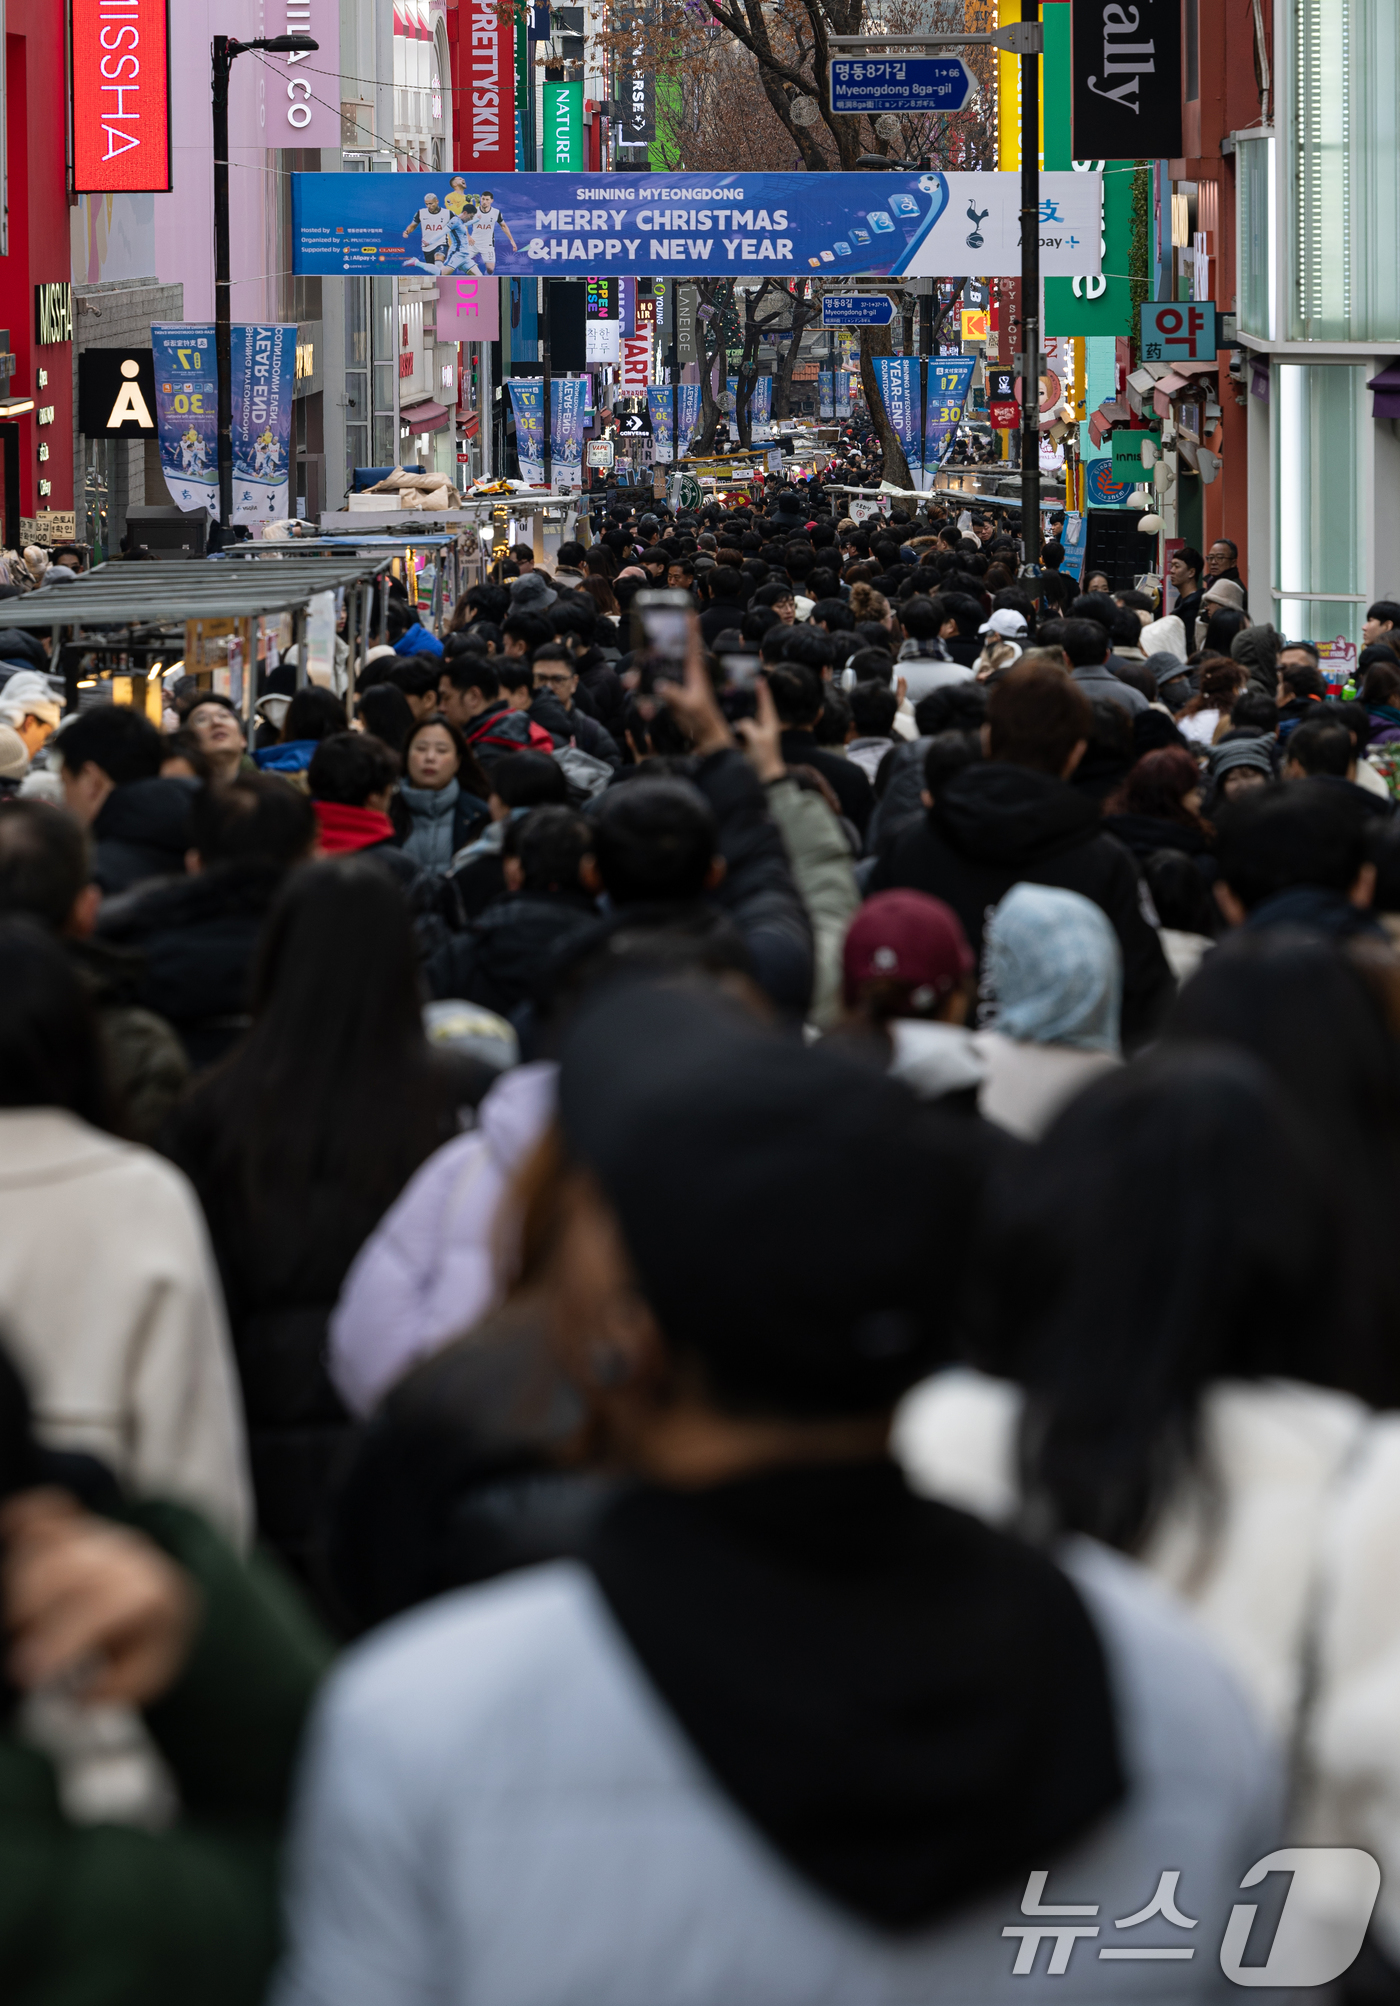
top-left (1111, 426), bottom-right (1161, 481)
top-left (543, 81), bottom-right (583, 172)
top-left (1042, 2), bottom-right (1135, 342)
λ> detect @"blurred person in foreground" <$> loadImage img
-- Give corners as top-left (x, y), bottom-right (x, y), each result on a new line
top-left (0, 919), bottom-right (249, 1541)
top-left (0, 798), bottom-right (189, 1140)
top-left (0, 1346), bottom-right (330, 2006)
top-left (274, 981), bottom-right (1280, 2006)
top-left (895, 1033), bottom-right (1400, 1984)
top-left (163, 860), bottom-right (460, 1592)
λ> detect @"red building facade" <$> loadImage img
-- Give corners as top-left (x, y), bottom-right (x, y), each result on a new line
top-left (0, 0), bottom-right (75, 545)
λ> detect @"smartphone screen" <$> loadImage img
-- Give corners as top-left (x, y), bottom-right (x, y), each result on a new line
top-left (633, 590), bottom-right (693, 685)
top-left (719, 652), bottom-right (762, 689)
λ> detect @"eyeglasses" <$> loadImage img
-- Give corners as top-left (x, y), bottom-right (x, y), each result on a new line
top-left (534, 671), bottom-right (574, 690)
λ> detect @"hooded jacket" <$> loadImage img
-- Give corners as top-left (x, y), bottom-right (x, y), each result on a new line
top-left (869, 763), bottom-right (1175, 1049)
top-left (90, 777), bottom-right (196, 894)
top-left (273, 1510), bottom-right (1280, 2006)
top-left (392, 622), bottom-right (444, 660)
top-left (462, 699), bottom-right (546, 765)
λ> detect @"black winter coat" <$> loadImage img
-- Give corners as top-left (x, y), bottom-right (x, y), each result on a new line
top-left (96, 857), bottom-right (285, 1068)
top-left (870, 762), bottom-right (1175, 1049)
top-left (586, 750), bottom-right (815, 1017)
top-left (574, 649), bottom-right (625, 738)
top-left (425, 890), bottom-right (600, 1016)
top-left (779, 730), bottom-right (874, 837)
top-left (163, 1073), bottom-right (458, 1596)
top-left (682, 748), bottom-right (815, 1016)
top-left (91, 778), bottom-right (197, 894)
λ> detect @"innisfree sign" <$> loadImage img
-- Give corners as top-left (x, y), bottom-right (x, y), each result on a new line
top-left (822, 294), bottom-right (896, 328)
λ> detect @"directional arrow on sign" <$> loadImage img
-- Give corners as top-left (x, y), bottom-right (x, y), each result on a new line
top-left (828, 55), bottom-right (974, 118)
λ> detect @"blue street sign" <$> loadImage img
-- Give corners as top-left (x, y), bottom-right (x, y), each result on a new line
top-left (822, 293), bottom-right (896, 328)
top-left (828, 56), bottom-right (974, 117)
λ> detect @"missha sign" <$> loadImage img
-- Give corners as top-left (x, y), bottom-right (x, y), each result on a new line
top-left (71, 0), bottom-right (171, 192)
top-left (1071, 0), bottom-right (1181, 160)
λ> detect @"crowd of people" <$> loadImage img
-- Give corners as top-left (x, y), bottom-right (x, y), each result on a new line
top-left (2, 476), bottom-right (1400, 2003)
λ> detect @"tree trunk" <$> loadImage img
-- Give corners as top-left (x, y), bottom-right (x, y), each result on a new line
top-left (859, 316), bottom-right (912, 488)
top-left (772, 295), bottom-right (819, 420)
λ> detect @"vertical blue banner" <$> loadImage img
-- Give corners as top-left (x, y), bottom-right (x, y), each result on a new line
top-left (651, 381), bottom-right (702, 459)
top-left (509, 379), bottom-right (545, 482)
top-left (152, 323), bottom-right (218, 518)
top-left (818, 370), bottom-right (835, 419)
top-left (551, 376), bottom-right (587, 489)
top-left (649, 383), bottom-right (676, 460)
top-left (872, 357), bottom-right (920, 479)
top-left (751, 375), bottom-right (772, 438)
top-left (678, 382), bottom-right (701, 456)
top-left (509, 377), bottom-right (586, 487)
top-left (231, 324), bottom-right (297, 524)
top-left (923, 355), bottom-right (976, 479)
top-left (835, 372), bottom-right (852, 419)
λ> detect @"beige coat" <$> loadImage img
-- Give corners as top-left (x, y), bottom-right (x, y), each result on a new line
top-left (893, 1367), bottom-right (1400, 1961)
top-left (0, 1108), bottom-right (251, 1544)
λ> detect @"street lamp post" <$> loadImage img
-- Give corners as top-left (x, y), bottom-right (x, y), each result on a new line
top-left (211, 34), bottom-right (318, 533)
top-left (1018, 0), bottom-right (1041, 573)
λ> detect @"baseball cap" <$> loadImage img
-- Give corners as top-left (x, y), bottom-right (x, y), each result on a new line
top-left (842, 891), bottom-right (974, 1009)
top-left (977, 608), bottom-right (1028, 640)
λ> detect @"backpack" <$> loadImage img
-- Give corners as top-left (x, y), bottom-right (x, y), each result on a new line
top-left (552, 744), bottom-right (613, 803)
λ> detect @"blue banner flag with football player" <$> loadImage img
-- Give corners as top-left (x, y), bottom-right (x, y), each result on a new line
top-left (152, 324), bottom-right (219, 518)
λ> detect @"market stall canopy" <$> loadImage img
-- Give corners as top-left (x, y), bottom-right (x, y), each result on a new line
top-left (0, 556), bottom-right (389, 629)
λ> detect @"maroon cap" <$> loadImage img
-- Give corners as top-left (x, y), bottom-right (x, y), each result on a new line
top-left (842, 892), bottom-right (974, 1008)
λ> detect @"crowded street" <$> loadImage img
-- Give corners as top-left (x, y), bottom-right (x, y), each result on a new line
top-left (3, 0), bottom-right (1400, 2001)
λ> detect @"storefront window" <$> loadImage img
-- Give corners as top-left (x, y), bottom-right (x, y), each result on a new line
top-left (1236, 135), bottom-right (1275, 340)
top-left (1273, 362), bottom-right (1363, 645)
top-left (1287, 0), bottom-right (1400, 341)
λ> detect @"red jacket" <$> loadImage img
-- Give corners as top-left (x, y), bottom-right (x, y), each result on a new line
top-left (313, 801), bottom-right (397, 854)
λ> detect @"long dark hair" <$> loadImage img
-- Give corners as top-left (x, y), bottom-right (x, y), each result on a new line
top-left (1165, 931), bottom-right (1400, 1409)
top-left (987, 1047), bottom-right (1335, 1552)
top-left (174, 860), bottom-right (453, 1290)
top-left (0, 919), bottom-right (112, 1130)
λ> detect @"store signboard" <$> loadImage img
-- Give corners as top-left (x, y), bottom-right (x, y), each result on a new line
top-left (1071, 0), bottom-right (1181, 159)
top-left (1140, 300), bottom-right (1218, 362)
top-left (72, 0), bottom-right (171, 192)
